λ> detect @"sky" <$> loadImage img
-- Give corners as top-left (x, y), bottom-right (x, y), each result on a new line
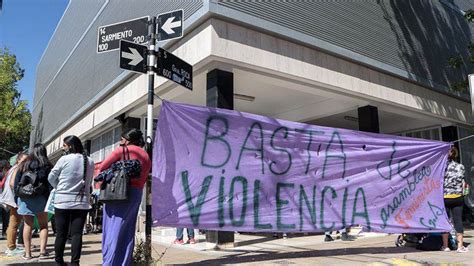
top-left (0, 0), bottom-right (69, 110)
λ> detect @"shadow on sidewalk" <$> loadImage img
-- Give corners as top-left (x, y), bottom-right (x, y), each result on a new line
top-left (176, 246), bottom-right (423, 265)
top-left (233, 232), bottom-right (324, 247)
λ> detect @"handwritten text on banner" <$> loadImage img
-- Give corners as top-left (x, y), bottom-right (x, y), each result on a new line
top-left (153, 101), bottom-right (451, 233)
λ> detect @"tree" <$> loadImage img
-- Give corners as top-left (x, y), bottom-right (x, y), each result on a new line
top-left (448, 9), bottom-right (474, 92)
top-left (0, 48), bottom-right (31, 160)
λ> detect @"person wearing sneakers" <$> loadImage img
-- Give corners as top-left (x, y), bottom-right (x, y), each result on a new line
top-left (174, 228), bottom-right (196, 244)
top-left (1, 153), bottom-right (27, 256)
top-left (441, 146), bottom-right (468, 253)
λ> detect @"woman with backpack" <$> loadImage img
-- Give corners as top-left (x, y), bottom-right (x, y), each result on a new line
top-left (48, 135), bottom-right (94, 266)
top-left (98, 128), bottom-right (151, 266)
top-left (14, 143), bottom-right (52, 260)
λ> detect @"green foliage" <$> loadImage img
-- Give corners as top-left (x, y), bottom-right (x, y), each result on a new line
top-left (446, 10), bottom-right (474, 93)
top-left (448, 55), bottom-right (464, 69)
top-left (0, 48), bottom-right (31, 160)
top-left (132, 237), bottom-right (155, 265)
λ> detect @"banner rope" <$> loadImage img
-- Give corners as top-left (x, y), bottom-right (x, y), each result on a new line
top-left (153, 92), bottom-right (164, 102)
top-left (450, 135), bottom-right (474, 144)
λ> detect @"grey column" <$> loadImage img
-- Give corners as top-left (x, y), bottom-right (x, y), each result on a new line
top-left (205, 69), bottom-right (235, 248)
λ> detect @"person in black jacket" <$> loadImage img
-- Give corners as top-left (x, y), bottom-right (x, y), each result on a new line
top-left (14, 144), bottom-right (52, 260)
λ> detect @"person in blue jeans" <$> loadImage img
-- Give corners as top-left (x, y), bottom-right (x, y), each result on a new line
top-left (174, 228), bottom-right (195, 244)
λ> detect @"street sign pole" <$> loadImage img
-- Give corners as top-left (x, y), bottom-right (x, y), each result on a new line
top-left (112, 12), bottom-right (190, 260)
top-left (469, 74), bottom-right (474, 118)
top-left (145, 16), bottom-right (156, 262)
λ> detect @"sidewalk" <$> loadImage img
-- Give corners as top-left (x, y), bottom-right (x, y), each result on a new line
top-left (151, 229), bottom-right (474, 265)
top-left (0, 228), bottom-right (473, 265)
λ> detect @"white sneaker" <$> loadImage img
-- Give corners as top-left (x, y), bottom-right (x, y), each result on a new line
top-left (5, 248), bottom-right (24, 256)
top-left (457, 246), bottom-right (469, 253)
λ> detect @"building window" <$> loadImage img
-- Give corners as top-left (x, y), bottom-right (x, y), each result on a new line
top-left (400, 127), bottom-right (441, 141)
top-left (90, 126), bottom-right (121, 162)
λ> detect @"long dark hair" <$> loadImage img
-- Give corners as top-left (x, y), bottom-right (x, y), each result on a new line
top-left (63, 135), bottom-right (84, 154)
top-left (63, 135), bottom-right (88, 199)
top-left (122, 128), bottom-right (145, 147)
top-left (21, 143), bottom-right (52, 172)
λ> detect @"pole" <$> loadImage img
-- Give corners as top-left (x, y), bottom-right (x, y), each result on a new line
top-left (145, 16), bottom-right (156, 262)
top-left (451, 135), bottom-right (474, 144)
top-left (0, 147), bottom-right (16, 155)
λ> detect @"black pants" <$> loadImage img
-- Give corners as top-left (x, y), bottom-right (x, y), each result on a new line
top-left (1, 208), bottom-right (9, 235)
top-left (54, 208), bottom-right (88, 266)
top-left (444, 197), bottom-right (464, 233)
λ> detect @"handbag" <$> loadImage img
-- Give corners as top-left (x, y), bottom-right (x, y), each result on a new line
top-left (99, 146), bottom-right (133, 203)
top-left (16, 170), bottom-right (48, 198)
top-left (44, 189), bottom-right (56, 214)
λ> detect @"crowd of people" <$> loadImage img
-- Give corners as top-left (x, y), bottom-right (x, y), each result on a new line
top-left (0, 132), bottom-right (470, 264)
top-left (0, 128), bottom-right (151, 265)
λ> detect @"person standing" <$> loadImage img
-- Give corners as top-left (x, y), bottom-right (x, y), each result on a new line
top-left (14, 144), bottom-right (52, 260)
top-left (0, 153), bottom-right (27, 256)
top-left (441, 146), bottom-right (468, 252)
top-left (0, 160), bottom-right (11, 238)
top-left (48, 136), bottom-right (94, 266)
top-left (98, 128), bottom-right (151, 266)
top-left (174, 228), bottom-right (196, 244)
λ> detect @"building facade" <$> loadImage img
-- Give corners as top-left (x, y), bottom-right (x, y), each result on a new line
top-left (32, 0), bottom-right (474, 213)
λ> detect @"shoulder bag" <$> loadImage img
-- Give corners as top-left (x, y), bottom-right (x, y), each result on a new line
top-left (99, 146), bottom-right (133, 203)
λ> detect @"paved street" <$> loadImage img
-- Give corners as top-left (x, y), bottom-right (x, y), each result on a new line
top-left (0, 228), bottom-right (473, 265)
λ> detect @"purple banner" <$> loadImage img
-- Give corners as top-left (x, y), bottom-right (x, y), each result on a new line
top-left (153, 101), bottom-right (451, 233)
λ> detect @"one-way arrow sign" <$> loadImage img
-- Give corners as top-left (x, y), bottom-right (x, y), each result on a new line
top-left (119, 40), bottom-right (147, 73)
top-left (157, 10), bottom-right (183, 42)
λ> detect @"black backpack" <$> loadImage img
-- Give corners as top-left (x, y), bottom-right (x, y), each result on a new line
top-left (16, 170), bottom-right (48, 198)
top-left (416, 235), bottom-right (442, 251)
top-left (416, 234), bottom-right (457, 251)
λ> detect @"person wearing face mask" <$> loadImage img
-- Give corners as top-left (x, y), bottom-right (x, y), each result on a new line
top-left (48, 136), bottom-right (94, 265)
top-left (98, 128), bottom-right (151, 266)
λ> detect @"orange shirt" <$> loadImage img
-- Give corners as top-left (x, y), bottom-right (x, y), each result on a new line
top-left (98, 145), bottom-right (151, 189)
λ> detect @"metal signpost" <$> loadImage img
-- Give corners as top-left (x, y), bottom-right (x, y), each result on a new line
top-left (145, 18), bottom-right (156, 262)
top-left (101, 10), bottom-right (191, 262)
top-left (97, 16), bottom-right (149, 53)
top-left (469, 74), bottom-right (474, 117)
